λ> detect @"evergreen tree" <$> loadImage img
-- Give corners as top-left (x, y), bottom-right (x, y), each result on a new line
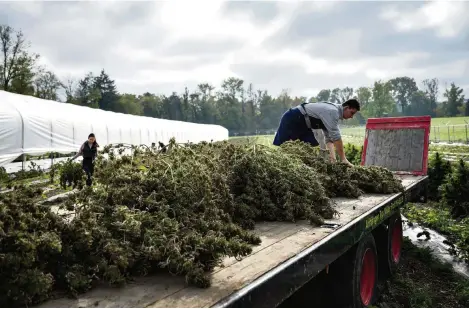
top-left (443, 82), bottom-right (465, 116)
top-left (93, 69), bottom-right (119, 111)
top-left (441, 159), bottom-right (469, 218)
top-left (427, 152), bottom-right (452, 201)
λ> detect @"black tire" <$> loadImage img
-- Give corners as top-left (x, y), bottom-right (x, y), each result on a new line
top-left (352, 234), bottom-right (379, 307)
top-left (327, 234), bottom-right (379, 307)
top-left (386, 213), bottom-right (403, 275)
top-left (374, 212), bottom-right (403, 280)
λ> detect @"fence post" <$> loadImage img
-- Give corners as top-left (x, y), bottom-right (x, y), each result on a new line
top-left (464, 124), bottom-right (468, 144)
top-left (448, 126), bottom-right (450, 143)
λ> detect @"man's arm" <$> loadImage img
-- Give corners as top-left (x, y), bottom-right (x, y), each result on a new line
top-left (326, 142), bottom-right (336, 162)
top-left (320, 111), bottom-right (352, 165)
top-left (332, 139), bottom-right (347, 162)
top-left (322, 129), bottom-right (336, 161)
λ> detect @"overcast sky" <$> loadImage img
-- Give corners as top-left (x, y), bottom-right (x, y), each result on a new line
top-left (1, 0), bottom-right (468, 99)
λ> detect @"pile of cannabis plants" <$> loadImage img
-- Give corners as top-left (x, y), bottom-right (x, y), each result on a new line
top-left (0, 139), bottom-right (404, 307)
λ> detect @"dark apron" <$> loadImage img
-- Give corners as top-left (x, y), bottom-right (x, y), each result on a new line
top-left (82, 142), bottom-right (97, 186)
top-left (82, 158), bottom-right (94, 186)
top-left (273, 103), bottom-right (328, 147)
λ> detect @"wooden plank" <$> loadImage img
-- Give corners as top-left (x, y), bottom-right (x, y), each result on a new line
top-left (150, 227), bottom-right (328, 308)
top-left (374, 130), bottom-right (387, 167)
top-left (410, 129), bottom-right (425, 171)
top-left (39, 175), bottom-right (423, 308)
top-left (397, 130), bottom-right (409, 171)
top-left (365, 129), bottom-right (426, 172)
top-left (364, 129), bottom-right (376, 166)
top-left (149, 176), bottom-right (421, 308)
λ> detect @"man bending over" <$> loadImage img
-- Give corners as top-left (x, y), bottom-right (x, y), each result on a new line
top-left (273, 99), bottom-right (360, 167)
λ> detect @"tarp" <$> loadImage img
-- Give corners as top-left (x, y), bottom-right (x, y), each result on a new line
top-left (0, 90), bottom-right (229, 167)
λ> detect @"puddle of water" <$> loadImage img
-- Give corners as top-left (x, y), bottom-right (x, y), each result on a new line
top-left (402, 215), bottom-right (469, 279)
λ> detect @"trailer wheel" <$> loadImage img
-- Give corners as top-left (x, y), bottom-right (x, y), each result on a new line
top-left (327, 233), bottom-right (379, 307)
top-left (387, 213), bottom-right (403, 273)
top-left (375, 212), bottom-right (403, 279)
top-left (353, 234), bottom-right (378, 307)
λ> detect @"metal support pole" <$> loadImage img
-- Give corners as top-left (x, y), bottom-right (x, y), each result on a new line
top-left (50, 121), bottom-right (54, 170)
top-left (464, 124), bottom-right (468, 144)
top-left (106, 124), bottom-right (109, 146)
top-left (13, 106), bottom-right (26, 171)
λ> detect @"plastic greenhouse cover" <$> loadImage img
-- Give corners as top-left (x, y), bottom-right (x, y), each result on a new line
top-left (0, 90), bottom-right (229, 167)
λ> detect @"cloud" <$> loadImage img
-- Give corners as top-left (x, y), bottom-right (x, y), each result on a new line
top-left (0, 0), bottom-right (467, 100)
top-left (380, 1), bottom-right (468, 38)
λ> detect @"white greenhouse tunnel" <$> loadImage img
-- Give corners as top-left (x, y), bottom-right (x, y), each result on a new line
top-left (0, 90), bottom-right (229, 167)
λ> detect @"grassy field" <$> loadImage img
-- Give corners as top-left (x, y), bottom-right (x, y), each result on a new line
top-left (229, 135), bottom-right (469, 157)
top-left (230, 134), bottom-right (364, 147)
top-left (431, 117), bottom-right (469, 125)
top-left (341, 117), bottom-right (469, 143)
top-left (341, 125), bottom-right (469, 144)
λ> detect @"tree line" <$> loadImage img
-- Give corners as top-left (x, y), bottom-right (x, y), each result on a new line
top-left (1, 24), bottom-right (467, 135)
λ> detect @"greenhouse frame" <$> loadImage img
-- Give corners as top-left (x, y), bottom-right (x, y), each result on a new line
top-left (0, 90), bottom-right (229, 167)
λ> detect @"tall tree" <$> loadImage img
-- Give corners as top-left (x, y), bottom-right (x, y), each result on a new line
top-left (74, 72), bottom-right (101, 108)
top-left (0, 25), bottom-right (39, 93)
top-left (339, 87), bottom-right (354, 102)
top-left (244, 83), bottom-right (258, 131)
top-left (389, 76), bottom-right (418, 115)
top-left (408, 90), bottom-right (431, 116)
top-left (197, 83), bottom-right (217, 124)
top-left (422, 78), bottom-right (439, 117)
top-left (356, 87), bottom-right (372, 111)
top-left (316, 89), bottom-right (331, 102)
top-left (62, 77), bottom-right (77, 103)
top-left (93, 69), bottom-right (119, 111)
top-left (34, 70), bottom-right (62, 101)
top-left (218, 77), bottom-right (244, 131)
top-left (330, 88), bottom-right (341, 103)
top-left (368, 80), bottom-right (395, 117)
top-left (443, 82), bottom-right (465, 117)
top-left (139, 92), bottom-right (163, 118)
top-left (115, 93), bottom-right (142, 115)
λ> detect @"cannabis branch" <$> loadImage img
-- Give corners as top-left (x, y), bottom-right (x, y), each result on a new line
top-left (0, 139), bottom-right (403, 306)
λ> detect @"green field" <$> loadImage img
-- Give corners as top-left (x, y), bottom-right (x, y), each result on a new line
top-left (230, 135), bottom-right (366, 148)
top-left (430, 117), bottom-right (469, 125)
top-left (229, 134), bottom-right (469, 158)
top-left (342, 125), bottom-right (469, 144)
top-left (341, 117), bottom-right (469, 143)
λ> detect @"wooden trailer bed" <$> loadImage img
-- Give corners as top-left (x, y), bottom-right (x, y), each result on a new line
top-left (39, 175), bottom-right (426, 308)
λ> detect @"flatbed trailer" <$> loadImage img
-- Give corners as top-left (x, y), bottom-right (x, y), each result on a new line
top-left (39, 116), bottom-right (432, 308)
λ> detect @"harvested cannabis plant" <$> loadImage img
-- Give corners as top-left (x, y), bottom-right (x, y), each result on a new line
top-left (0, 139), bottom-right (405, 307)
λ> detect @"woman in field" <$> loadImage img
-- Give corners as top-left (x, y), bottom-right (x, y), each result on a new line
top-left (71, 133), bottom-right (99, 186)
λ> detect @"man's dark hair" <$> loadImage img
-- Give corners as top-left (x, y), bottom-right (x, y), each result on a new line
top-left (88, 133), bottom-right (95, 138)
top-left (342, 99), bottom-right (360, 111)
